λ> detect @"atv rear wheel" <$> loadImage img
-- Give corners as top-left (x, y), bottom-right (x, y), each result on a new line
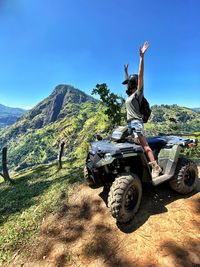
top-left (108, 173), bottom-right (142, 224)
top-left (169, 158), bottom-right (198, 194)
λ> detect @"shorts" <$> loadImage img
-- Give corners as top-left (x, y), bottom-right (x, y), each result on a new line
top-left (128, 119), bottom-right (144, 136)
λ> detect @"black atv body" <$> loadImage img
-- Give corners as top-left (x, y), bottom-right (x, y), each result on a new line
top-left (84, 126), bottom-right (199, 223)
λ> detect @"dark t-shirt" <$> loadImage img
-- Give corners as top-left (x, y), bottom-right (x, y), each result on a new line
top-left (125, 87), bottom-right (143, 121)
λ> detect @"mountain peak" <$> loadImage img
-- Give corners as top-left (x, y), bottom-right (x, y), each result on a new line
top-left (50, 84), bottom-right (71, 96)
top-left (25, 84), bottom-right (97, 129)
top-left (50, 84), bottom-right (94, 104)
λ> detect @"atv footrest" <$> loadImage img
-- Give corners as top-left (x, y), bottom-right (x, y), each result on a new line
top-left (152, 174), bottom-right (172, 186)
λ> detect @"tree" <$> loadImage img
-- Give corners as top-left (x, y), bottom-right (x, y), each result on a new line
top-left (0, 147), bottom-right (13, 184)
top-left (92, 83), bottom-right (125, 126)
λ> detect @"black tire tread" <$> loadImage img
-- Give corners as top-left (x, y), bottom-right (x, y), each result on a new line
top-left (169, 158), bottom-right (198, 194)
top-left (84, 166), bottom-right (96, 187)
top-left (108, 173), bottom-right (142, 223)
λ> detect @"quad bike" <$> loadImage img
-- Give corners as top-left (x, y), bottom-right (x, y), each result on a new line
top-left (84, 126), bottom-right (199, 224)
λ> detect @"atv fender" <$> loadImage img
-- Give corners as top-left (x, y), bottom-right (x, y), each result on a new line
top-left (153, 144), bottom-right (182, 186)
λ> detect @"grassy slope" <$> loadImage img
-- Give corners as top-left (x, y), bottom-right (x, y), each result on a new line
top-left (0, 159), bottom-right (84, 264)
top-left (0, 102), bottom-right (109, 171)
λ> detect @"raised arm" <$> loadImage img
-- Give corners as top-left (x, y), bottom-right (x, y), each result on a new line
top-left (124, 64), bottom-right (129, 80)
top-left (138, 41), bottom-right (149, 91)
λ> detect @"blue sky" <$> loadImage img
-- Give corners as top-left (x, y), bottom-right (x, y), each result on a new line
top-left (0, 0), bottom-right (200, 109)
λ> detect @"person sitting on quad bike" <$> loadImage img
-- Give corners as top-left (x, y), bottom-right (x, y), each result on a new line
top-left (122, 41), bottom-right (161, 178)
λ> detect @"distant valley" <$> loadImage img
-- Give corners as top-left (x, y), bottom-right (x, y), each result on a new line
top-left (0, 104), bottom-right (27, 128)
top-left (191, 107), bottom-right (200, 113)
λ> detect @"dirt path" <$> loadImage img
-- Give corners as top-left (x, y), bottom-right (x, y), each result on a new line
top-left (13, 169), bottom-right (200, 267)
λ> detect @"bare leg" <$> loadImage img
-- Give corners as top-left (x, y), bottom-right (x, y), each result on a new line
top-left (138, 135), bottom-right (155, 162)
top-left (138, 135), bottom-right (161, 178)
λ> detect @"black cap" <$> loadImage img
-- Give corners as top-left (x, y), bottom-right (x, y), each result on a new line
top-left (122, 74), bottom-right (138, 85)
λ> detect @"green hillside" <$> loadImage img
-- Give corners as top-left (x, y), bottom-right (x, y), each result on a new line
top-left (0, 85), bottom-right (200, 172)
top-left (146, 104), bottom-right (200, 135)
top-left (0, 85), bottom-right (109, 171)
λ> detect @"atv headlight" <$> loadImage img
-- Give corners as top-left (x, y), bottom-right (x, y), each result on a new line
top-left (96, 152), bottom-right (114, 167)
top-left (104, 153), bottom-right (112, 161)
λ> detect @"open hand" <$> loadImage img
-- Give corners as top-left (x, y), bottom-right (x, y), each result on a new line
top-left (124, 64), bottom-right (129, 71)
top-left (140, 41), bottom-right (149, 56)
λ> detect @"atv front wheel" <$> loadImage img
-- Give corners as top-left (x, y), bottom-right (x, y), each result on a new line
top-left (84, 166), bottom-right (96, 188)
top-left (108, 173), bottom-right (142, 224)
top-left (169, 158), bottom-right (198, 194)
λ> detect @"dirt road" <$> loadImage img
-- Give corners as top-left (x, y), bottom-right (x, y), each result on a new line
top-left (14, 170), bottom-right (200, 267)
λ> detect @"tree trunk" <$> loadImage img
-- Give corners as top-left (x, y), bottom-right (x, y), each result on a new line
top-left (57, 141), bottom-right (65, 170)
top-left (0, 147), bottom-right (13, 184)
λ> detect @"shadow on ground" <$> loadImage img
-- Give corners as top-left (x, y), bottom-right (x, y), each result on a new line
top-left (11, 173), bottom-right (200, 267)
top-left (28, 191), bottom-right (137, 266)
top-left (160, 240), bottom-right (200, 266)
top-left (99, 177), bottom-right (200, 233)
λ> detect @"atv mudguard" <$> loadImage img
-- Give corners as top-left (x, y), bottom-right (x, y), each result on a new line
top-left (153, 144), bottom-right (182, 185)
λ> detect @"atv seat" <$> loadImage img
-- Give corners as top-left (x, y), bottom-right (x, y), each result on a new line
top-left (147, 137), bottom-right (167, 151)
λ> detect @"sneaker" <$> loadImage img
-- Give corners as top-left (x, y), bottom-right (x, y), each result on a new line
top-left (149, 161), bottom-right (162, 179)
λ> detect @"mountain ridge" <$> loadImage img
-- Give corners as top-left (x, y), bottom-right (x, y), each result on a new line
top-left (0, 104), bottom-right (27, 128)
top-left (0, 103), bottom-right (26, 114)
top-left (190, 107), bottom-right (200, 113)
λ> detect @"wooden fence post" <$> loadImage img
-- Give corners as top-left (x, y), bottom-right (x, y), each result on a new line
top-left (57, 141), bottom-right (65, 170)
top-left (0, 147), bottom-right (13, 184)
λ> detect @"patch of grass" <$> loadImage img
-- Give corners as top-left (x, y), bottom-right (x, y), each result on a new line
top-left (55, 253), bottom-right (74, 266)
top-left (0, 160), bottom-right (84, 264)
top-left (82, 241), bottom-right (95, 257)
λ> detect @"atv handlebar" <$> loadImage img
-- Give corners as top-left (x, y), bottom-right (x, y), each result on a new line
top-left (185, 138), bottom-right (198, 147)
top-left (176, 138), bottom-right (198, 148)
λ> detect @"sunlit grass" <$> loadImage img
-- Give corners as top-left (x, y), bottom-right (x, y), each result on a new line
top-left (0, 159), bottom-right (84, 264)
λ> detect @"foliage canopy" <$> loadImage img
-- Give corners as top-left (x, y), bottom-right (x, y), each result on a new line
top-left (92, 83), bottom-right (125, 127)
